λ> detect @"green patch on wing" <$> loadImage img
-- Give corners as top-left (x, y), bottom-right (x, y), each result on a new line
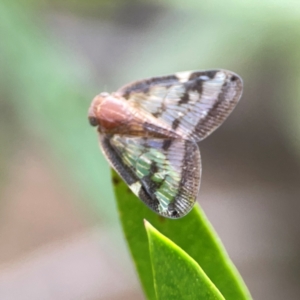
top-left (110, 135), bottom-right (183, 212)
top-left (155, 179), bottom-right (177, 213)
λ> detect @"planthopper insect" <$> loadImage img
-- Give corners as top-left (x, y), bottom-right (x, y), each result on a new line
top-left (88, 70), bottom-right (243, 218)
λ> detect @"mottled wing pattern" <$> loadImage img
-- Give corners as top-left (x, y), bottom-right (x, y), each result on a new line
top-left (116, 70), bottom-right (243, 142)
top-left (99, 134), bottom-right (201, 218)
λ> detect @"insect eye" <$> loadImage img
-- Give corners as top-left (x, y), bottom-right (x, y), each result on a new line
top-left (88, 116), bottom-right (99, 127)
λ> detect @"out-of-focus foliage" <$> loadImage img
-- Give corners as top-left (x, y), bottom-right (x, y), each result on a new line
top-left (0, 1), bottom-right (116, 222)
top-left (0, 92), bottom-right (22, 192)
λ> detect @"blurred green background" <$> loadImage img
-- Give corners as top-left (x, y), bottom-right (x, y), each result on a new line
top-left (0, 0), bottom-right (300, 299)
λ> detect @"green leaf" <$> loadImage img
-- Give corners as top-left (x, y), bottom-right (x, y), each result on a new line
top-left (145, 220), bottom-right (225, 300)
top-left (112, 170), bottom-right (252, 300)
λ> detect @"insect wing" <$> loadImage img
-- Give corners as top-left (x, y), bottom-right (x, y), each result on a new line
top-left (116, 69), bottom-right (243, 142)
top-left (99, 134), bottom-right (201, 218)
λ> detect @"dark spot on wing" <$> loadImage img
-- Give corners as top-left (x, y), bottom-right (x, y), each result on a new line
top-left (150, 162), bottom-right (159, 174)
top-left (141, 164), bottom-right (167, 200)
top-left (123, 91), bottom-right (130, 99)
top-left (168, 203), bottom-right (179, 218)
top-left (172, 118), bottom-right (180, 130)
top-left (230, 75), bottom-right (238, 81)
top-left (162, 139), bottom-right (172, 151)
top-left (205, 70), bottom-right (217, 79)
top-left (143, 174), bottom-right (165, 192)
top-left (178, 93), bottom-right (189, 105)
top-left (188, 72), bottom-right (200, 80)
top-left (185, 77), bottom-right (203, 95)
top-left (171, 210), bottom-right (179, 217)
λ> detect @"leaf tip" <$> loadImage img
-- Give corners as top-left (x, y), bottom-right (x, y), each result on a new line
top-left (144, 219), bottom-right (156, 234)
top-left (143, 219), bottom-right (150, 227)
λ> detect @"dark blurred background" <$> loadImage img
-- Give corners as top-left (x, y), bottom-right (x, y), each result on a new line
top-left (0, 1), bottom-right (300, 299)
